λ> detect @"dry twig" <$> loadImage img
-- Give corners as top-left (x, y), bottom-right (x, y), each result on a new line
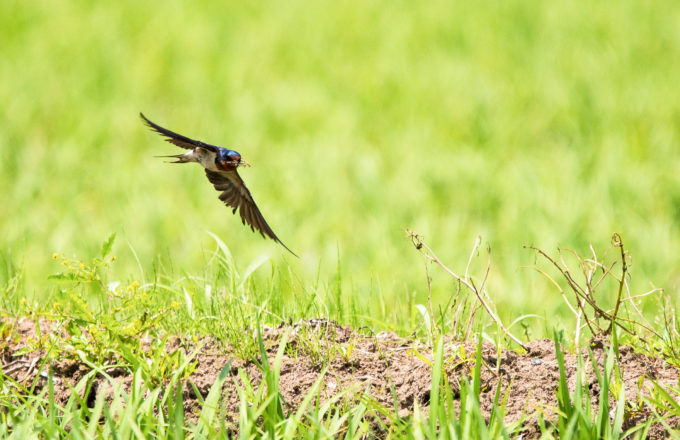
top-left (525, 233), bottom-right (663, 341)
top-left (406, 230), bottom-right (528, 351)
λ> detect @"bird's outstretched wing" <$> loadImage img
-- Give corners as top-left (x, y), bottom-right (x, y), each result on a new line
top-left (140, 113), bottom-right (218, 152)
top-left (204, 169), bottom-right (298, 257)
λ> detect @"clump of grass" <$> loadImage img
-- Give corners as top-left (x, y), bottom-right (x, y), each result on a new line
top-left (3, 231), bottom-right (680, 437)
top-left (643, 379), bottom-right (680, 435)
top-left (548, 329), bottom-right (632, 438)
top-left (362, 335), bottom-right (522, 438)
top-left (0, 250), bottom-right (24, 313)
top-left (414, 336), bottom-right (515, 439)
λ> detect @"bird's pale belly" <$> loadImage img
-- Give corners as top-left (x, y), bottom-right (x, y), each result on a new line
top-left (194, 148), bottom-right (220, 171)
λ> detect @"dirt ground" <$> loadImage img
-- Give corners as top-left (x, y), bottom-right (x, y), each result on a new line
top-left (2, 317), bottom-right (679, 438)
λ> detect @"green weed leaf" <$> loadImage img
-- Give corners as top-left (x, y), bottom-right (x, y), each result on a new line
top-left (101, 233), bottom-right (116, 258)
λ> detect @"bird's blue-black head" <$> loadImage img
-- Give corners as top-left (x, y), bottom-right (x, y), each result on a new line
top-left (216, 148), bottom-right (243, 171)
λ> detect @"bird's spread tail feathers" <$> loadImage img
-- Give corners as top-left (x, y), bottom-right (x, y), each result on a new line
top-left (154, 154), bottom-right (193, 163)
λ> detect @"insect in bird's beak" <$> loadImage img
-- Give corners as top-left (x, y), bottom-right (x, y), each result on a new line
top-left (238, 159), bottom-right (251, 167)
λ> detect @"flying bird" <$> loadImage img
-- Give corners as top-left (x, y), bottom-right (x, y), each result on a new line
top-left (140, 113), bottom-right (297, 256)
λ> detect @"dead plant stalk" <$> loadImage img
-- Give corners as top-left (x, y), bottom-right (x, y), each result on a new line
top-left (526, 233), bottom-right (662, 341)
top-left (407, 230), bottom-right (528, 351)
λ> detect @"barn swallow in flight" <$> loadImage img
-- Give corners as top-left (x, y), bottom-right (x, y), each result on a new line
top-left (140, 113), bottom-right (297, 256)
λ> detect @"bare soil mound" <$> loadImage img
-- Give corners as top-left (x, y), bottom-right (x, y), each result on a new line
top-left (2, 317), bottom-right (678, 437)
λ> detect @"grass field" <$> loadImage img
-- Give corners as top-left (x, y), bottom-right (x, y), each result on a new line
top-left (2, 0), bottom-right (680, 437)
top-left (3, 0), bottom-right (680, 329)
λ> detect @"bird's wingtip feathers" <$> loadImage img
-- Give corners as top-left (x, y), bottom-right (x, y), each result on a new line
top-left (278, 240), bottom-right (299, 258)
top-left (139, 112), bottom-right (154, 128)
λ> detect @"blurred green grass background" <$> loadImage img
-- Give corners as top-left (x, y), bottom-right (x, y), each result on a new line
top-left (2, 0), bottom-right (679, 333)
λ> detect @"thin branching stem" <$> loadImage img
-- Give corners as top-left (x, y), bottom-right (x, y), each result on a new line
top-left (526, 234), bottom-right (664, 343)
top-left (407, 230), bottom-right (528, 350)
top-left (524, 266), bottom-right (578, 316)
top-left (531, 246), bottom-right (599, 335)
top-left (425, 260), bottom-right (436, 343)
top-left (607, 233), bottom-right (627, 334)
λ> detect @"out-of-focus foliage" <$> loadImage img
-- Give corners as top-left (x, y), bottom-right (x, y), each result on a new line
top-left (1, 0), bottom-right (679, 331)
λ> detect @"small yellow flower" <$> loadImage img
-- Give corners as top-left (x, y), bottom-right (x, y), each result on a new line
top-left (79, 263), bottom-right (85, 269)
top-left (52, 253), bottom-right (59, 260)
top-left (171, 301), bottom-right (180, 309)
top-left (53, 302), bottom-right (61, 308)
top-left (20, 298), bottom-right (26, 305)
top-left (111, 256), bottom-right (117, 261)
